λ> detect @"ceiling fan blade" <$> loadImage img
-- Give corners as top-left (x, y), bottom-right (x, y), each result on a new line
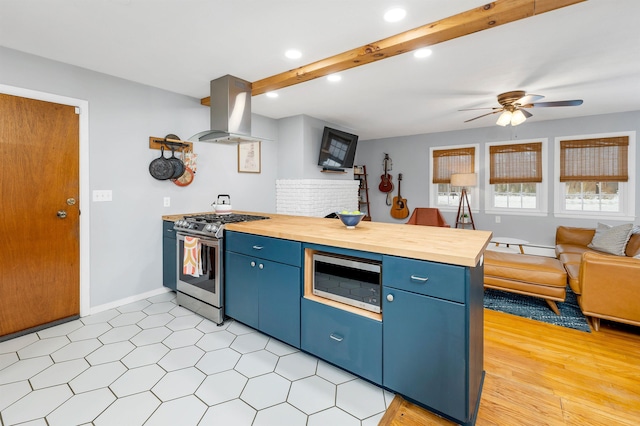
top-left (516, 94), bottom-right (544, 105)
top-left (520, 109), bottom-right (533, 118)
top-left (458, 107), bottom-right (502, 111)
top-left (464, 109), bottom-right (503, 123)
top-left (529, 100), bottom-right (584, 108)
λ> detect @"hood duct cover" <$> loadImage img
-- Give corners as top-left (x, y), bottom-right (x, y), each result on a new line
top-left (190, 75), bottom-right (265, 143)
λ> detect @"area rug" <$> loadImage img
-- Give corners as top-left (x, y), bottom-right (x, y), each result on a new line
top-left (483, 287), bottom-right (591, 332)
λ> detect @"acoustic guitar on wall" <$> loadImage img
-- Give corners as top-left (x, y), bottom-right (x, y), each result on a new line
top-left (390, 173), bottom-right (409, 219)
top-left (378, 153), bottom-right (393, 193)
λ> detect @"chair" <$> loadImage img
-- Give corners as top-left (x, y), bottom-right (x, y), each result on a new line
top-left (406, 208), bottom-right (450, 227)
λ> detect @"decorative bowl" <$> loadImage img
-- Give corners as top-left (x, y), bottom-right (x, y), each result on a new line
top-left (336, 212), bottom-right (366, 229)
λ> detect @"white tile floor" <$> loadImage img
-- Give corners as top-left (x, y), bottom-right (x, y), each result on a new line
top-left (0, 292), bottom-right (393, 425)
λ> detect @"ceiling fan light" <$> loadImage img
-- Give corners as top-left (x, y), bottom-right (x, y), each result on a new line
top-left (510, 109), bottom-right (527, 126)
top-left (496, 111), bottom-right (512, 126)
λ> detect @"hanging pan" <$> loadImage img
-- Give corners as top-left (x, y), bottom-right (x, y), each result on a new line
top-left (167, 146), bottom-right (185, 179)
top-left (149, 146), bottom-right (175, 180)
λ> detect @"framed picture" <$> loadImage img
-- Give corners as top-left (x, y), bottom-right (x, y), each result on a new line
top-left (237, 141), bottom-right (261, 173)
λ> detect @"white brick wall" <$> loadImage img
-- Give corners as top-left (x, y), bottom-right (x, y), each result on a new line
top-left (276, 179), bottom-right (359, 217)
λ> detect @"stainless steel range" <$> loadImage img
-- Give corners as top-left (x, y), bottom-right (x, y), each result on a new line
top-left (174, 213), bottom-right (269, 324)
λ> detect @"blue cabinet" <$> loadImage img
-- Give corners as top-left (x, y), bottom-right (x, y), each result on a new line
top-left (224, 230), bottom-right (483, 425)
top-left (301, 298), bottom-right (382, 384)
top-left (225, 231), bottom-right (302, 347)
top-left (382, 255), bottom-right (484, 425)
top-left (162, 221), bottom-right (177, 291)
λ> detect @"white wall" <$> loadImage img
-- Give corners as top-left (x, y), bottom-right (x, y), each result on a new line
top-left (276, 114), bottom-right (359, 180)
top-left (0, 46), bottom-right (278, 307)
top-left (355, 111), bottom-right (640, 246)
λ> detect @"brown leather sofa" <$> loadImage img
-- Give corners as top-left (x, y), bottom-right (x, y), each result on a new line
top-left (555, 226), bottom-right (640, 331)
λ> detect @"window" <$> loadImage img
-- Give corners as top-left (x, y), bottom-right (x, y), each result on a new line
top-left (555, 132), bottom-right (635, 220)
top-left (429, 145), bottom-right (479, 209)
top-left (485, 139), bottom-right (547, 215)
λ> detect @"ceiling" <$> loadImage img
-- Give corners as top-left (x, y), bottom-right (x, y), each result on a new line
top-left (1, 0), bottom-right (639, 141)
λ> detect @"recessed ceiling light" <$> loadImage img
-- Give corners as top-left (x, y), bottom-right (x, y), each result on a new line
top-left (266, 92), bottom-right (279, 98)
top-left (327, 74), bottom-right (342, 82)
top-left (414, 48), bottom-right (432, 59)
top-left (285, 49), bottom-right (302, 59)
top-left (384, 8), bottom-right (406, 23)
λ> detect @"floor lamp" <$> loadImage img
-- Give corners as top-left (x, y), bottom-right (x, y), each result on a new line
top-left (451, 173), bottom-right (477, 230)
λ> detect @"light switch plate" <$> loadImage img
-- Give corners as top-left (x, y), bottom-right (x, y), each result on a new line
top-left (164, 197), bottom-right (170, 207)
top-left (93, 190), bottom-right (112, 202)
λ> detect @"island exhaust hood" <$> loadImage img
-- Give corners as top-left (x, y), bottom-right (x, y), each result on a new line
top-left (190, 75), bottom-right (265, 143)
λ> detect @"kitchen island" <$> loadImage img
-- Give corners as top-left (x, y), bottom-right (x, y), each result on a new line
top-left (223, 212), bottom-right (491, 267)
top-left (164, 212), bottom-right (492, 425)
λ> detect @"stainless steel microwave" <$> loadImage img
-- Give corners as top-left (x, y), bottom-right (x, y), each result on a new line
top-left (312, 252), bottom-right (382, 313)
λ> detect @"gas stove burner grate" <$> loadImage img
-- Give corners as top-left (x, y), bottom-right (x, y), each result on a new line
top-left (185, 213), bottom-right (270, 224)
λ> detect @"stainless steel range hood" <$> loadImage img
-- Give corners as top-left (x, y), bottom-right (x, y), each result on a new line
top-left (190, 75), bottom-right (264, 143)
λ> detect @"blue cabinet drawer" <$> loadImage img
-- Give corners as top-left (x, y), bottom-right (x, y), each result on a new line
top-left (226, 231), bottom-right (301, 267)
top-left (163, 220), bottom-right (176, 239)
top-left (301, 298), bottom-right (382, 384)
top-left (383, 255), bottom-right (466, 303)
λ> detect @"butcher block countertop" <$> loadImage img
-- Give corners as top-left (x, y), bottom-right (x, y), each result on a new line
top-left (164, 212), bottom-right (492, 267)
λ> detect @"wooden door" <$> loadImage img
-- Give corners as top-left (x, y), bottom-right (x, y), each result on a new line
top-left (0, 93), bottom-right (80, 338)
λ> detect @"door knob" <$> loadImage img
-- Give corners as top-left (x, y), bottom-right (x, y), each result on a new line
top-left (57, 210), bottom-right (67, 219)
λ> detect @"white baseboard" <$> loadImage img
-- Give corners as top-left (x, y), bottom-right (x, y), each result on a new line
top-left (87, 287), bottom-right (173, 316)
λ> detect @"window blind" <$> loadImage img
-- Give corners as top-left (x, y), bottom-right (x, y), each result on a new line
top-left (489, 142), bottom-right (542, 184)
top-left (432, 147), bottom-right (475, 184)
top-left (559, 136), bottom-right (628, 182)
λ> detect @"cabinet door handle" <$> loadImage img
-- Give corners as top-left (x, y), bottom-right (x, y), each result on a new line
top-left (252, 245), bottom-right (263, 250)
top-left (329, 333), bottom-right (343, 342)
top-left (386, 294), bottom-right (394, 302)
top-left (410, 275), bottom-right (429, 283)
top-left (258, 263), bottom-right (264, 269)
top-left (250, 261), bottom-right (256, 267)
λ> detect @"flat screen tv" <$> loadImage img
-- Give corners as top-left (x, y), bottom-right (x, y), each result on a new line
top-left (317, 126), bottom-right (359, 171)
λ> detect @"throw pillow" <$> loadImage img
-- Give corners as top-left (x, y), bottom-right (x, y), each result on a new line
top-left (588, 222), bottom-right (634, 256)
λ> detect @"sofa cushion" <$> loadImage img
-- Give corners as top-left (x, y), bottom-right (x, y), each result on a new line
top-left (587, 222), bottom-right (634, 256)
top-left (564, 262), bottom-right (581, 295)
top-left (558, 252), bottom-right (582, 266)
top-left (555, 244), bottom-right (591, 257)
top-left (627, 233), bottom-right (640, 257)
top-left (555, 226), bottom-right (596, 246)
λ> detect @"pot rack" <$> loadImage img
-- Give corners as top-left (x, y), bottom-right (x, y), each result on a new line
top-left (148, 135), bottom-right (193, 153)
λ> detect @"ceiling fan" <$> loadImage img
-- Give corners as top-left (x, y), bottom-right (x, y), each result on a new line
top-left (460, 90), bottom-right (583, 126)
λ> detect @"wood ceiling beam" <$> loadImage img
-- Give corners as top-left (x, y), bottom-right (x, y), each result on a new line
top-left (201, 0), bottom-right (585, 105)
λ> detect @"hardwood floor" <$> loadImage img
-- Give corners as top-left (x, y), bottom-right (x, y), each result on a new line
top-left (379, 309), bottom-right (640, 425)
